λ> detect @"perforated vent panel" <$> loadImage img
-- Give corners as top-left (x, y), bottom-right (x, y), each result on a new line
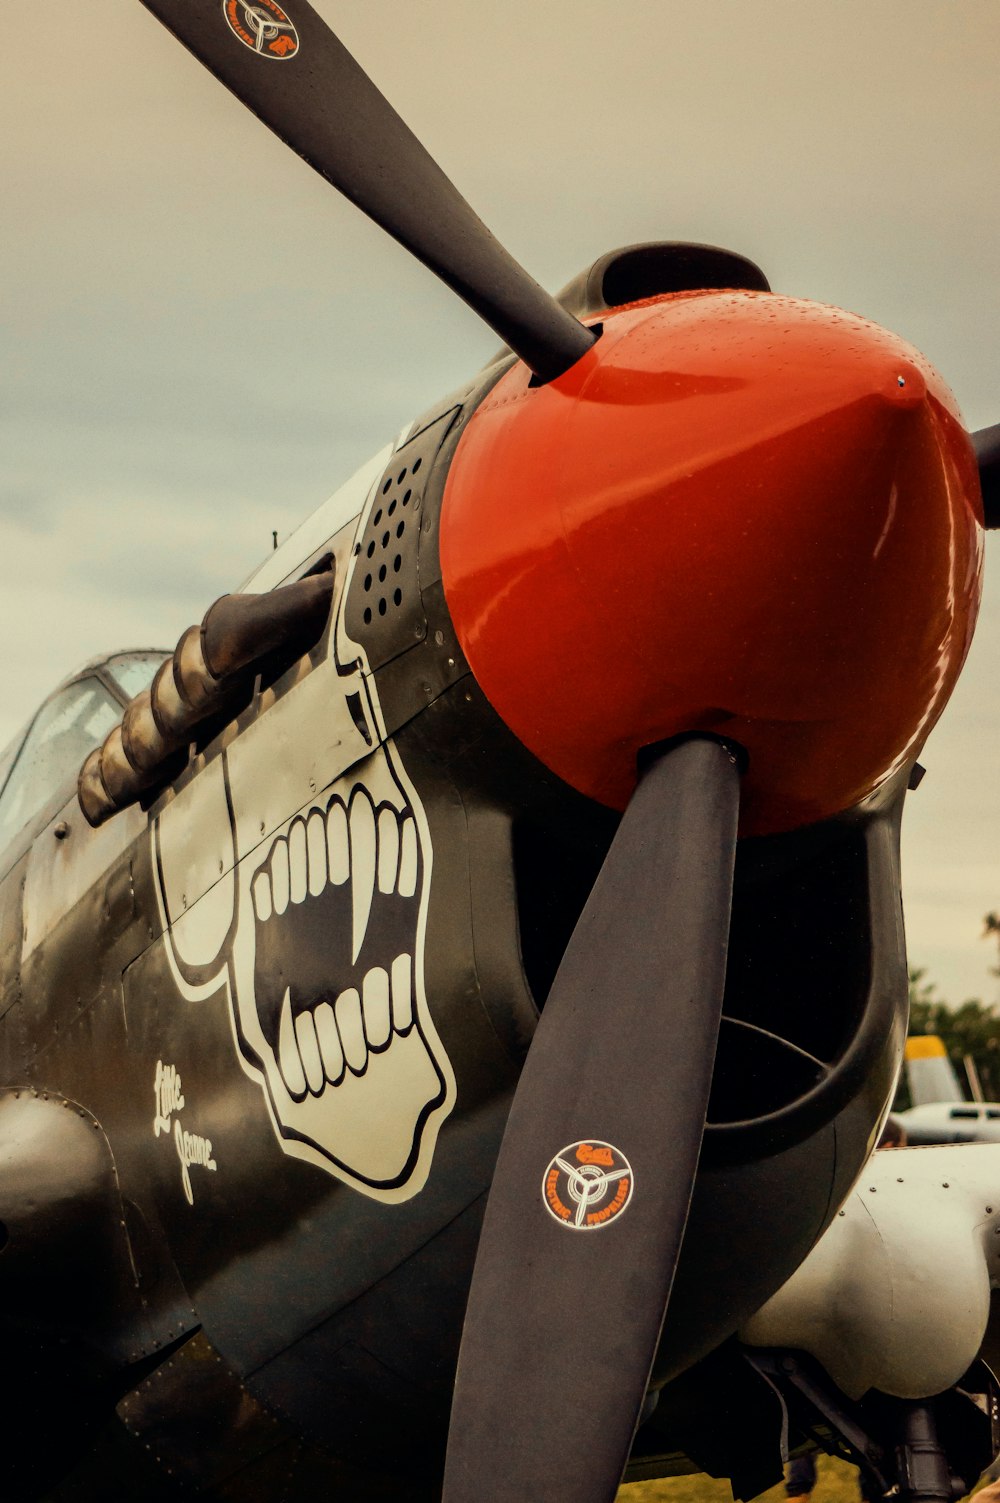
top-left (344, 409), bottom-right (457, 671)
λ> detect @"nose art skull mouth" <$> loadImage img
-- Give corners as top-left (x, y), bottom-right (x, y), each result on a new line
top-left (250, 785), bottom-right (425, 1100)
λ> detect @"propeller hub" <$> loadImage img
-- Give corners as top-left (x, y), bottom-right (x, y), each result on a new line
top-left (440, 289), bottom-right (984, 836)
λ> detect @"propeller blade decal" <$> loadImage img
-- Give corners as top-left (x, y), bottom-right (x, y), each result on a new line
top-left (137, 0), bottom-right (596, 382)
top-left (444, 736), bottom-right (742, 1503)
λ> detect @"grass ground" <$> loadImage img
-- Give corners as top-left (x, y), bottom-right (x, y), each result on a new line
top-left (616, 1453), bottom-right (991, 1503)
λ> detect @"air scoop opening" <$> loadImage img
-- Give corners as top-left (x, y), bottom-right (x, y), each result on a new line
top-left (703, 795), bottom-right (907, 1163)
top-left (708, 1018), bottom-right (828, 1123)
top-left (509, 767), bottom-right (906, 1169)
top-left (512, 808), bottom-right (617, 1011)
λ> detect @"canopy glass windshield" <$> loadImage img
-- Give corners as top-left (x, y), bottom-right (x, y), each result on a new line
top-left (0, 677), bottom-right (122, 849)
top-left (104, 651), bottom-right (168, 701)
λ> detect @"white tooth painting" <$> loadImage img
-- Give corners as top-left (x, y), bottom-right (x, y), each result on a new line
top-left (151, 458), bottom-right (457, 1204)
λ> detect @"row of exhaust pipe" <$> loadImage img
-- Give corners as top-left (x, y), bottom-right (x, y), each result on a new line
top-left (78, 572), bottom-right (335, 827)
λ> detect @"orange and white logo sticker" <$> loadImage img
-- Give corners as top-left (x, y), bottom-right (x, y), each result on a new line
top-left (223, 1), bottom-right (300, 58)
top-left (542, 1141), bottom-right (633, 1230)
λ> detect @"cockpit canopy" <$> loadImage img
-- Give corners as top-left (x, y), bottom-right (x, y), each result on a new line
top-left (0, 651), bottom-right (166, 853)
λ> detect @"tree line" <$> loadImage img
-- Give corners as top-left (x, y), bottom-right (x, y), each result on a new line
top-left (898, 913), bottom-right (1000, 1108)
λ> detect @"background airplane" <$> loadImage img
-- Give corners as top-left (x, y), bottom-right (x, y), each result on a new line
top-left (897, 1035), bottom-right (1000, 1143)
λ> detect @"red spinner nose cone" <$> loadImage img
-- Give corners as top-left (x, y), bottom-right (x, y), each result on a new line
top-left (440, 291), bottom-right (983, 836)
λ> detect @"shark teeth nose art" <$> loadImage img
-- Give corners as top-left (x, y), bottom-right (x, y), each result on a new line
top-left (251, 786), bottom-right (424, 1104)
top-left (314, 1001), bottom-right (344, 1083)
top-left (363, 966), bottom-right (392, 1049)
top-left (152, 489), bottom-right (456, 1200)
top-left (276, 964), bottom-right (413, 1096)
top-left (350, 792), bottom-right (376, 963)
top-left (251, 791), bottom-right (419, 953)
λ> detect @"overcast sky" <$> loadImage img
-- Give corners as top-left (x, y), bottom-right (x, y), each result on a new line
top-left (4, 2), bottom-right (998, 1007)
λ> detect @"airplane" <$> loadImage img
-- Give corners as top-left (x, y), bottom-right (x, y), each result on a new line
top-left (4, 3), bottom-right (1000, 1500)
top-left (896, 1035), bottom-right (1000, 1145)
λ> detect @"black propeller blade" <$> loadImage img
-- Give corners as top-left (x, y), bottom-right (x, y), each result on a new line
top-left (137, 0), bottom-right (596, 383)
top-left (974, 424), bottom-right (1000, 528)
top-left (444, 736), bottom-right (742, 1503)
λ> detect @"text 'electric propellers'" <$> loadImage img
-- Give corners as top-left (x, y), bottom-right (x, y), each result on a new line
top-left (137, 0), bottom-right (596, 383)
top-left (444, 737), bottom-right (743, 1503)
